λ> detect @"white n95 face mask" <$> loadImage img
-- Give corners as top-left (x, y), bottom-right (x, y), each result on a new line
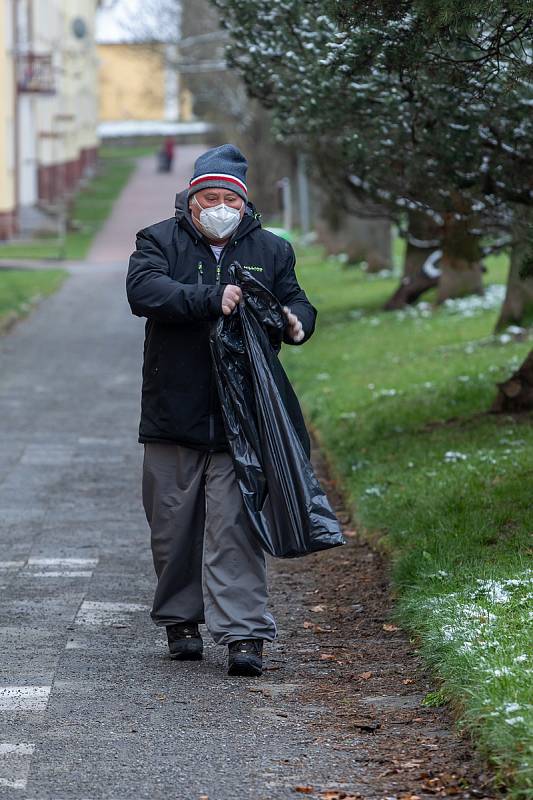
top-left (194, 195), bottom-right (243, 240)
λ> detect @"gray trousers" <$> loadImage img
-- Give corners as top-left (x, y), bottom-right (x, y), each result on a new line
top-left (142, 442), bottom-right (277, 645)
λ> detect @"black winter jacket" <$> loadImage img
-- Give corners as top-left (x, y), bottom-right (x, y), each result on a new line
top-left (126, 190), bottom-right (318, 451)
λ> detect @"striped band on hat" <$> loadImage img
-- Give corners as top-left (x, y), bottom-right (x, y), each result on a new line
top-left (189, 173), bottom-right (248, 194)
top-left (188, 145), bottom-right (249, 201)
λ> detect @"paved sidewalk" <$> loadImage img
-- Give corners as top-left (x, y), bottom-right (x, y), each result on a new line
top-left (0, 149), bottom-right (495, 800)
top-left (87, 145), bottom-right (205, 264)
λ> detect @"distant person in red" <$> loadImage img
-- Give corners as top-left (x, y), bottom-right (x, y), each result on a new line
top-left (164, 137), bottom-right (175, 172)
top-left (157, 138), bottom-right (175, 173)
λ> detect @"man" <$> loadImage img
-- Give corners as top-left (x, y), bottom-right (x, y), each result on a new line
top-left (126, 144), bottom-right (317, 677)
top-left (163, 137), bottom-right (175, 172)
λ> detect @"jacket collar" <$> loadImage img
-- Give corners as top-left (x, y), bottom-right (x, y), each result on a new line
top-left (174, 188), bottom-right (262, 244)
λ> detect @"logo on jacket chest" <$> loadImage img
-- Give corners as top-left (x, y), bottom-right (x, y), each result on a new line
top-left (242, 265), bottom-right (263, 272)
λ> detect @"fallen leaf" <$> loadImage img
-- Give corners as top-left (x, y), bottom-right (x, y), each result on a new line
top-left (420, 776), bottom-right (442, 790)
top-left (351, 719), bottom-right (380, 732)
top-left (303, 620), bottom-right (315, 629)
top-left (320, 653), bottom-right (336, 661)
top-left (343, 528), bottom-right (357, 538)
top-left (358, 671), bottom-right (372, 680)
top-left (383, 623), bottom-right (399, 632)
top-left (311, 604), bottom-right (326, 612)
top-left (294, 787), bottom-right (315, 794)
top-left (402, 678), bottom-right (414, 684)
top-left (199, 796), bottom-right (209, 800)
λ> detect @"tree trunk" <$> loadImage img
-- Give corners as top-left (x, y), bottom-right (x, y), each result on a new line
top-left (403, 211), bottom-right (440, 279)
top-left (383, 211), bottom-right (440, 310)
top-left (437, 215), bottom-right (484, 303)
top-left (494, 219), bottom-right (533, 332)
top-left (491, 349), bottom-right (533, 413)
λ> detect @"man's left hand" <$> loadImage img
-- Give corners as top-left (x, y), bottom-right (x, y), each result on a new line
top-left (282, 306), bottom-right (304, 343)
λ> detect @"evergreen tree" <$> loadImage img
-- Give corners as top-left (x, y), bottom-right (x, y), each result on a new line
top-left (212, 0), bottom-right (532, 298)
top-left (212, 0), bottom-right (533, 408)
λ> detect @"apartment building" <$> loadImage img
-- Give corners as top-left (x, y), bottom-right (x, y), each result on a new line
top-left (96, 0), bottom-right (204, 139)
top-left (0, 0), bottom-right (100, 240)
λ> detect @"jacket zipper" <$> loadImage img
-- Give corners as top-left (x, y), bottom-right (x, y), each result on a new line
top-left (208, 258), bottom-right (223, 446)
top-left (205, 242), bottom-right (237, 448)
top-left (197, 260), bottom-right (215, 445)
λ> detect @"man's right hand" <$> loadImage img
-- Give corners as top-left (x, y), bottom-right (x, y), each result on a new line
top-left (221, 284), bottom-right (242, 315)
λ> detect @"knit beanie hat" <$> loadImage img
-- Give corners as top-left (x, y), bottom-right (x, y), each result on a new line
top-left (188, 144), bottom-right (248, 202)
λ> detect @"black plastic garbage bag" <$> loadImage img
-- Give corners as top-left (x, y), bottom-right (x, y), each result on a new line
top-left (209, 262), bottom-right (346, 558)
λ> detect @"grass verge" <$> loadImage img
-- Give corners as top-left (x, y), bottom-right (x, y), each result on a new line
top-left (0, 269), bottom-right (68, 332)
top-left (0, 145), bottom-right (147, 261)
top-left (282, 245), bottom-right (532, 798)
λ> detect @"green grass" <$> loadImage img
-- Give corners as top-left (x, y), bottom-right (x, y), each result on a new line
top-left (283, 245), bottom-right (532, 798)
top-left (0, 269), bottom-right (68, 330)
top-left (0, 144), bottom-right (143, 261)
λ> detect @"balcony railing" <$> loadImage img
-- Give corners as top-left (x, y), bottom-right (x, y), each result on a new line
top-left (17, 53), bottom-right (55, 94)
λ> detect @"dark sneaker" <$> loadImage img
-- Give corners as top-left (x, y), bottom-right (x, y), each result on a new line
top-left (166, 623), bottom-right (203, 660)
top-left (227, 639), bottom-right (263, 676)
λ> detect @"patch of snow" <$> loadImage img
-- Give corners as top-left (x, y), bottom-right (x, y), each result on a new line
top-left (492, 666), bottom-right (513, 677)
top-left (364, 486), bottom-right (384, 497)
top-left (441, 285), bottom-right (506, 317)
top-left (444, 451), bottom-right (468, 463)
top-left (475, 580), bottom-right (514, 604)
